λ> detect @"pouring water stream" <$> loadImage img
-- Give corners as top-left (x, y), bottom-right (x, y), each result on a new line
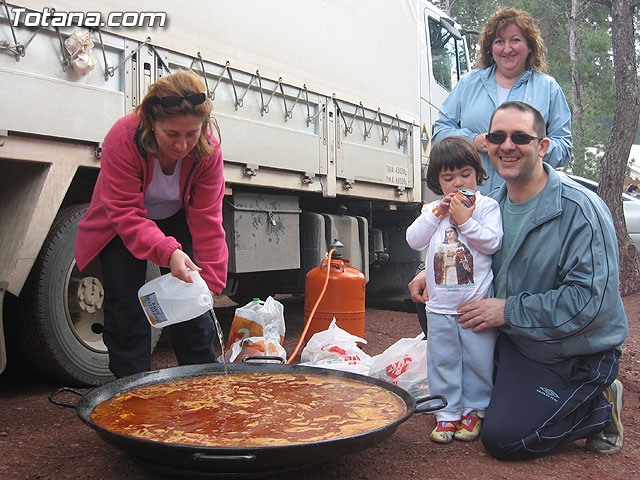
top-left (209, 306), bottom-right (229, 378)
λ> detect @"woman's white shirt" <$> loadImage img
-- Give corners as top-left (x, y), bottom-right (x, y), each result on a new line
top-left (144, 157), bottom-right (182, 220)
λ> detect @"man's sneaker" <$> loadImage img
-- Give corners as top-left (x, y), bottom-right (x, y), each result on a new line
top-left (586, 379), bottom-right (624, 454)
top-left (454, 410), bottom-right (482, 442)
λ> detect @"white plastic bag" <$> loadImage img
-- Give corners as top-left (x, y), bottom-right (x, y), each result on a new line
top-left (224, 296), bottom-right (286, 362)
top-left (64, 30), bottom-right (96, 76)
top-left (299, 318), bottom-right (372, 375)
top-left (225, 335), bottom-right (287, 363)
top-left (369, 333), bottom-right (428, 397)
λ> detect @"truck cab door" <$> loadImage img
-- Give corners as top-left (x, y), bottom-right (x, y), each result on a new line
top-left (419, 7), bottom-right (469, 201)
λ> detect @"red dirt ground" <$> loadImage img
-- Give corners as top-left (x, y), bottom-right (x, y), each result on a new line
top-left (1, 293), bottom-right (639, 479)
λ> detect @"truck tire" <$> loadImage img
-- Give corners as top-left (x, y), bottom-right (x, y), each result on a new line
top-left (14, 204), bottom-right (161, 386)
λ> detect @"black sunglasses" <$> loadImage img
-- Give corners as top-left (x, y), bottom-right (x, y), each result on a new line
top-left (153, 92), bottom-right (207, 108)
top-left (486, 132), bottom-right (544, 145)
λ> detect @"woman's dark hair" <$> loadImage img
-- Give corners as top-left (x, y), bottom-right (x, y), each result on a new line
top-left (476, 7), bottom-right (547, 73)
top-left (426, 136), bottom-right (488, 196)
top-left (134, 69), bottom-right (220, 161)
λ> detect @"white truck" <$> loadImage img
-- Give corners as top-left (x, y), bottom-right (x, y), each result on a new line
top-left (0, 0), bottom-right (470, 385)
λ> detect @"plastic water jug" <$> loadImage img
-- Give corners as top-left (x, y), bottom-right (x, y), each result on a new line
top-left (138, 271), bottom-right (213, 328)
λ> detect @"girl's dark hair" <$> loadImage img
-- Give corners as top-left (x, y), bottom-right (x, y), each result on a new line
top-left (426, 136), bottom-right (488, 195)
top-left (134, 69), bottom-right (220, 162)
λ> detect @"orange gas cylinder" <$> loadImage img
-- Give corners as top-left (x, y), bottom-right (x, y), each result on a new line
top-left (303, 255), bottom-right (366, 343)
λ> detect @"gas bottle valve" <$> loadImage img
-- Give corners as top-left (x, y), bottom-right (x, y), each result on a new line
top-left (329, 239), bottom-right (344, 259)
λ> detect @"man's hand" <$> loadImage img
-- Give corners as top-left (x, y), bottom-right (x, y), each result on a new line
top-left (169, 249), bottom-right (201, 283)
top-left (457, 298), bottom-right (506, 332)
top-left (408, 269), bottom-right (429, 303)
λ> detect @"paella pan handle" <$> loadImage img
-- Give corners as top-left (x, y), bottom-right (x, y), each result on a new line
top-left (242, 355), bottom-right (285, 364)
top-left (413, 394), bottom-right (448, 414)
top-left (48, 387), bottom-right (85, 408)
top-left (192, 453), bottom-right (257, 463)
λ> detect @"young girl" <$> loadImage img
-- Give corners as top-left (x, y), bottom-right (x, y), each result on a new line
top-left (406, 136), bottom-right (503, 443)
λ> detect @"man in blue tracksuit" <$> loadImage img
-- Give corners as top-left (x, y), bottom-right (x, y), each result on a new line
top-left (456, 101), bottom-right (628, 459)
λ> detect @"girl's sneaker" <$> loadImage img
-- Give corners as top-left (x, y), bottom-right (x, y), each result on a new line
top-left (454, 411), bottom-right (482, 441)
top-left (430, 421), bottom-right (458, 443)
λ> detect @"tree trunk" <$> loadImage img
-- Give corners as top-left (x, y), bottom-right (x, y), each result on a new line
top-left (569, 0), bottom-right (583, 170)
top-left (598, 0), bottom-right (640, 296)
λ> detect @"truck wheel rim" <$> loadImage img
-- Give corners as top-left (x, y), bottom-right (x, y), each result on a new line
top-left (66, 261), bottom-right (107, 354)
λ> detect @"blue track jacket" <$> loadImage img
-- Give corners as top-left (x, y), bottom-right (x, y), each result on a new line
top-left (491, 165), bottom-right (628, 363)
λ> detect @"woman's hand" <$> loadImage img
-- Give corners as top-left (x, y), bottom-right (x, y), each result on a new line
top-left (169, 249), bottom-right (202, 283)
top-left (408, 269), bottom-right (428, 303)
top-left (473, 133), bottom-right (488, 153)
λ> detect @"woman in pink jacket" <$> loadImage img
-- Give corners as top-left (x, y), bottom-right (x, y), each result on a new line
top-left (75, 69), bottom-right (228, 378)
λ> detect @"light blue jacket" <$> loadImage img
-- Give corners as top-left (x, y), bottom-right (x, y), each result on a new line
top-left (491, 165), bottom-right (628, 363)
top-left (433, 66), bottom-right (572, 194)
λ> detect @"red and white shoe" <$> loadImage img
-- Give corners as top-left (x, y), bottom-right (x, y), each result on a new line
top-left (430, 421), bottom-right (458, 444)
top-left (454, 411), bottom-right (482, 442)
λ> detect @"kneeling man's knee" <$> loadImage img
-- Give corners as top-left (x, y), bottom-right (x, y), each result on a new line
top-left (481, 416), bottom-right (533, 460)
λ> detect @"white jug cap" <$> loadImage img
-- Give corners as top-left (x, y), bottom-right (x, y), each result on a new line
top-left (199, 293), bottom-right (213, 308)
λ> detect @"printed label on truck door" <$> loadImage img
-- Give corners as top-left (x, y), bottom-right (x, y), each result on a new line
top-left (385, 164), bottom-right (408, 187)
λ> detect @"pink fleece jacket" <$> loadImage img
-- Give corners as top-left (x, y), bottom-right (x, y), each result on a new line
top-left (75, 113), bottom-right (228, 293)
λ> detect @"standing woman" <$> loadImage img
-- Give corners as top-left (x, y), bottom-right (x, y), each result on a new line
top-left (75, 69), bottom-right (228, 378)
top-left (432, 7), bottom-right (572, 193)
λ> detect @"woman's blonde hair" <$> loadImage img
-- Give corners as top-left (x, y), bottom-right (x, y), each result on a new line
top-left (475, 7), bottom-right (547, 73)
top-left (135, 69), bottom-right (220, 161)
